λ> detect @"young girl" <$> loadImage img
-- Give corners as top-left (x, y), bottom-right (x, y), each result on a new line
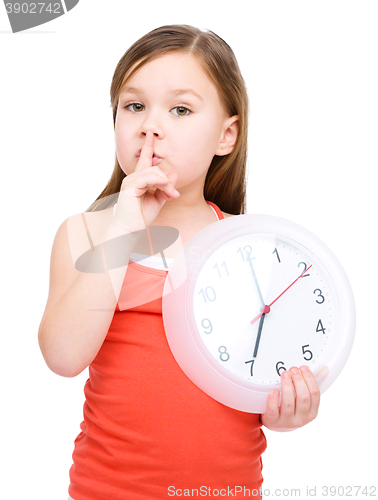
top-left (38, 25), bottom-right (320, 500)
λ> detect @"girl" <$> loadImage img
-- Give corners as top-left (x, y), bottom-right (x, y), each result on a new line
top-left (38, 25), bottom-right (320, 500)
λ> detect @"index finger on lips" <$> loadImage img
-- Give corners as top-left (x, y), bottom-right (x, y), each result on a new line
top-left (136, 131), bottom-right (154, 171)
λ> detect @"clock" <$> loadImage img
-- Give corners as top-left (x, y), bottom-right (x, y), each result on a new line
top-left (162, 214), bottom-right (355, 413)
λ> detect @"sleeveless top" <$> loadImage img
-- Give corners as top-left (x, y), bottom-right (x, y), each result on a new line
top-left (68, 201), bottom-right (266, 500)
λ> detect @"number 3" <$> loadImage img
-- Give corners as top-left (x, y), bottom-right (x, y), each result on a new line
top-left (313, 288), bottom-right (325, 304)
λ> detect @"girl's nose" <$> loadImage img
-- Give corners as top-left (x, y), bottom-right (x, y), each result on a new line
top-left (140, 112), bottom-right (164, 139)
top-left (141, 129), bottom-right (160, 138)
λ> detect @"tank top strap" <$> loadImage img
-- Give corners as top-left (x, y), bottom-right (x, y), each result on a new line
top-left (206, 201), bottom-right (224, 220)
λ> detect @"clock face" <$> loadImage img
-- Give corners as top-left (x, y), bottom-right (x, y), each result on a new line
top-left (163, 214), bottom-right (355, 413)
top-left (191, 233), bottom-right (337, 389)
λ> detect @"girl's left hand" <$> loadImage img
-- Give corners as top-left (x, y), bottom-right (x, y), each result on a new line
top-left (260, 366), bottom-right (320, 431)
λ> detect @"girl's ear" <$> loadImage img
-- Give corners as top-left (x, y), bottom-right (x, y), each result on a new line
top-left (215, 115), bottom-right (239, 156)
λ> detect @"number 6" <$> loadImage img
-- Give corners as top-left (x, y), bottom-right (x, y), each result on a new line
top-left (276, 361), bottom-right (286, 376)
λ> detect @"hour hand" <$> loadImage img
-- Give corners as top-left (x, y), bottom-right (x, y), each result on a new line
top-left (253, 312), bottom-right (266, 358)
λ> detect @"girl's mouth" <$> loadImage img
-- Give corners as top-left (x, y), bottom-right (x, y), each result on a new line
top-left (136, 152), bottom-right (162, 166)
top-left (151, 155), bottom-right (162, 166)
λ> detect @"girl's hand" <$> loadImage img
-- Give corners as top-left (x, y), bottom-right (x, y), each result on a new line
top-left (113, 131), bottom-right (180, 233)
top-left (260, 366), bottom-right (320, 431)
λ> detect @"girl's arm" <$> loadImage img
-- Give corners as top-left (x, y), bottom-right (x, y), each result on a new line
top-left (38, 217), bottom-right (140, 377)
top-left (38, 131), bottom-right (179, 377)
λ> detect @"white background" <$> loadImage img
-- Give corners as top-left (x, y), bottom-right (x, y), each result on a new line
top-left (1, 1), bottom-right (377, 499)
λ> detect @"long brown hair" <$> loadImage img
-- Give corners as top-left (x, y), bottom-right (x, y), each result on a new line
top-left (86, 25), bottom-right (249, 215)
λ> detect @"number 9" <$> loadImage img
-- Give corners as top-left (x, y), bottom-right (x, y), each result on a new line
top-left (201, 318), bottom-right (213, 334)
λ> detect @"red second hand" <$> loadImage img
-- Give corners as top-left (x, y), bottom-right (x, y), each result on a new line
top-left (250, 264), bottom-right (313, 325)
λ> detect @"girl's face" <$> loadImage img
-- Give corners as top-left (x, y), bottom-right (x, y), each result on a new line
top-left (115, 52), bottom-right (238, 193)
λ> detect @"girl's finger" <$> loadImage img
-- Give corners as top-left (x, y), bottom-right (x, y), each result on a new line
top-left (130, 178), bottom-right (168, 198)
top-left (263, 389), bottom-right (280, 426)
top-left (130, 173), bottom-right (179, 200)
top-left (299, 366), bottom-right (321, 420)
top-left (289, 367), bottom-right (311, 421)
top-left (279, 370), bottom-right (295, 419)
top-left (166, 171), bottom-right (178, 188)
top-left (136, 131), bottom-right (154, 171)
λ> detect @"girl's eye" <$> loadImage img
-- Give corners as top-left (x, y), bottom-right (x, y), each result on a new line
top-left (171, 106), bottom-right (191, 117)
top-left (125, 103), bottom-right (145, 113)
top-left (124, 103), bottom-right (190, 116)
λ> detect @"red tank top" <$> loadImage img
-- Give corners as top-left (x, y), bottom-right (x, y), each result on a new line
top-left (69, 202), bottom-right (266, 500)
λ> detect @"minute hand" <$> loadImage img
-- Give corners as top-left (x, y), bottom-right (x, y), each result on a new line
top-left (250, 264), bottom-right (313, 325)
top-left (246, 256), bottom-right (265, 306)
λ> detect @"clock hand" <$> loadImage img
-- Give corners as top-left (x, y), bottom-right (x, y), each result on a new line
top-left (253, 311), bottom-right (266, 358)
top-left (246, 256), bottom-right (265, 306)
top-left (250, 304), bottom-right (271, 325)
top-left (250, 265), bottom-right (312, 325)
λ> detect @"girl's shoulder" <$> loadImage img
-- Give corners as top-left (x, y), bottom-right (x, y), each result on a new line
top-left (69, 207), bottom-right (235, 257)
top-left (76, 208), bottom-right (235, 234)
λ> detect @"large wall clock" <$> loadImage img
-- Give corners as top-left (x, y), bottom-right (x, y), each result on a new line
top-left (163, 215), bottom-right (356, 413)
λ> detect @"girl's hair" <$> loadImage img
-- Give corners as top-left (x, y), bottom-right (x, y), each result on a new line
top-left (86, 24), bottom-right (249, 215)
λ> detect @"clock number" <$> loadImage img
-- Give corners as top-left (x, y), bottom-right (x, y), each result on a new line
top-left (245, 359), bottom-right (255, 376)
top-left (199, 286), bottom-right (216, 303)
top-left (313, 288), bottom-right (325, 304)
top-left (316, 319), bottom-right (326, 334)
top-left (237, 245), bottom-right (253, 262)
top-left (218, 346), bottom-right (230, 362)
top-left (273, 247), bottom-right (281, 263)
top-left (302, 344), bottom-right (313, 361)
top-left (213, 261), bottom-right (229, 278)
top-left (298, 262), bottom-right (310, 278)
top-left (276, 361), bottom-right (286, 376)
top-left (201, 318), bottom-right (213, 334)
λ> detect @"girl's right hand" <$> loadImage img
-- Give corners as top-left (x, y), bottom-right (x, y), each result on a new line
top-left (113, 131), bottom-right (180, 233)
